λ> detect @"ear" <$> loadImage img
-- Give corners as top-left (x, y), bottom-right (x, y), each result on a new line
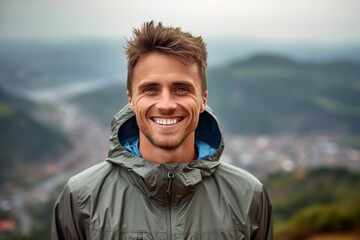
top-left (200, 91), bottom-right (208, 113)
top-left (127, 90), bottom-right (134, 111)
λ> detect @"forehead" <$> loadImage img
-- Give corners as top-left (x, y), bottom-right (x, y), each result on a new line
top-left (132, 52), bottom-right (200, 86)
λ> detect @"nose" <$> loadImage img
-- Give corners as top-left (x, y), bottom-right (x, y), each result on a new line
top-left (157, 90), bottom-right (177, 112)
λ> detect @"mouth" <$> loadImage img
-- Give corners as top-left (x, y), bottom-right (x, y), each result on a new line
top-left (152, 117), bottom-right (183, 126)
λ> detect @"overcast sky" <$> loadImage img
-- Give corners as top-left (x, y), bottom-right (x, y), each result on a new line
top-left (1, 0), bottom-right (359, 44)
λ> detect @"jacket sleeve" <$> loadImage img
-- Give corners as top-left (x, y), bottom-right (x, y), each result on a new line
top-left (250, 185), bottom-right (273, 240)
top-left (51, 182), bottom-right (86, 240)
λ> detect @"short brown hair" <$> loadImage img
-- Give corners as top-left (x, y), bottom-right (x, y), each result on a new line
top-left (125, 21), bottom-right (207, 94)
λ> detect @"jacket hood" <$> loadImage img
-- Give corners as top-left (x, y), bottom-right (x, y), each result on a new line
top-left (106, 105), bottom-right (224, 198)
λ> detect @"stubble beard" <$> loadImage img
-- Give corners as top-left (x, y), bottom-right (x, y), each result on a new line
top-left (142, 130), bottom-right (192, 151)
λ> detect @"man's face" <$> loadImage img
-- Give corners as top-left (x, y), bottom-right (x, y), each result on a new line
top-left (128, 52), bottom-right (207, 151)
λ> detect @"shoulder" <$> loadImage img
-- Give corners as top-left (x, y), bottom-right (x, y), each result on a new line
top-left (69, 161), bottom-right (113, 184)
top-left (213, 162), bottom-right (263, 193)
top-left (205, 162), bottom-right (270, 221)
top-left (66, 161), bottom-right (119, 201)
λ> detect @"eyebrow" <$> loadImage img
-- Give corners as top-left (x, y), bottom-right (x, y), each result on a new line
top-left (173, 80), bottom-right (195, 87)
top-left (137, 82), bottom-right (159, 90)
top-left (137, 80), bottom-right (195, 90)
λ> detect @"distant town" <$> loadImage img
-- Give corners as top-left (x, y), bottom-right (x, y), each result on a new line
top-left (223, 133), bottom-right (360, 180)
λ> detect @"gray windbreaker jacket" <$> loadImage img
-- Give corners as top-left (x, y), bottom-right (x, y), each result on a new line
top-left (52, 105), bottom-right (273, 240)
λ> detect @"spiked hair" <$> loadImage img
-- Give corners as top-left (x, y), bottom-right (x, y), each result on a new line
top-left (125, 21), bottom-right (208, 94)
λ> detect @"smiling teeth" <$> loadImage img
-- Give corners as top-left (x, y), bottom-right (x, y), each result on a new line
top-left (156, 119), bottom-right (177, 125)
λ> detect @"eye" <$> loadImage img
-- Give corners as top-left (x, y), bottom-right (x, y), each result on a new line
top-left (174, 87), bottom-right (188, 94)
top-left (144, 87), bottom-right (159, 94)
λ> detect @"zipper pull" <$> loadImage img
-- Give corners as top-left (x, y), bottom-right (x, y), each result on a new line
top-left (166, 172), bottom-right (175, 198)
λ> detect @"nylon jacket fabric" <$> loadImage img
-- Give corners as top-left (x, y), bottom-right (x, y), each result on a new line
top-left (52, 105), bottom-right (273, 240)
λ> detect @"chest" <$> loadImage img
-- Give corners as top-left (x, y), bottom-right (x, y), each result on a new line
top-left (84, 178), bottom-right (252, 240)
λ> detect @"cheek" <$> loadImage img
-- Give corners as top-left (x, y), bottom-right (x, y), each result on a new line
top-left (182, 97), bottom-right (204, 116)
top-left (131, 95), bottom-right (146, 110)
top-left (132, 96), bottom-right (154, 119)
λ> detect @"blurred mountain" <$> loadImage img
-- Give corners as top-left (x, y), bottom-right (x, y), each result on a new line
top-left (0, 88), bottom-right (71, 185)
top-left (206, 39), bottom-right (360, 66)
top-left (70, 82), bottom-right (128, 127)
top-left (0, 40), bottom-right (126, 90)
top-left (1, 39), bottom-right (359, 91)
top-left (207, 54), bottom-right (360, 135)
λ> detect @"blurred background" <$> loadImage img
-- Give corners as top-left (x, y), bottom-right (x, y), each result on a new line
top-left (1, 0), bottom-right (360, 239)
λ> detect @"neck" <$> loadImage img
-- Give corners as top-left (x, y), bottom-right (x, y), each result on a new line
top-left (139, 135), bottom-right (197, 164)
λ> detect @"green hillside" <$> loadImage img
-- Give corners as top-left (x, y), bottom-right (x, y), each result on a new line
top-left (0, 89), bottom-right (71, 185)
top-left (266, 167), bottom-right (360, 239)
top-left (207, 54), bottom-right (360, 135)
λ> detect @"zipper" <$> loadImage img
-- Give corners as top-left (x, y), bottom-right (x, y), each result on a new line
top-left (166, 172), bottom-right (175, 198)
top-left (166, 172), bottom-right (175, 239)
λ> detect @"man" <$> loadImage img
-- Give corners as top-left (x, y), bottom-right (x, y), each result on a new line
top-left (52, 21), bottom-right (273, 240)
